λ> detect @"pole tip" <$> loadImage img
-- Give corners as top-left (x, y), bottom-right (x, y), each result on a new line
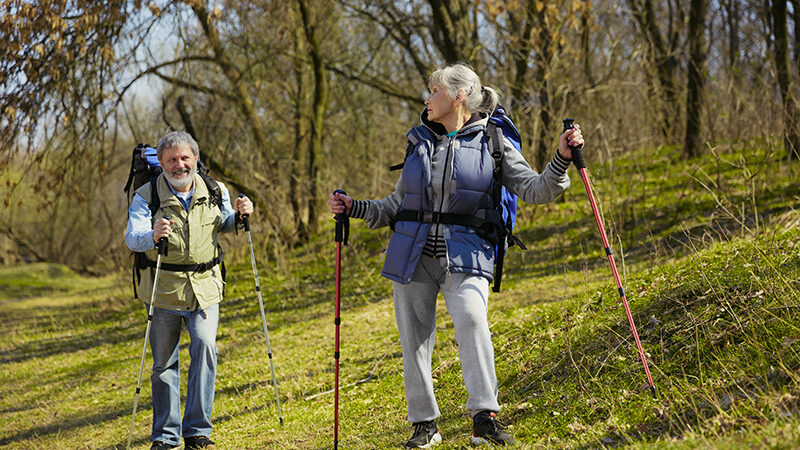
top-left (650, 385), bottom-right (657, 398)
top-left (279, 417), bottom-right (284, 426)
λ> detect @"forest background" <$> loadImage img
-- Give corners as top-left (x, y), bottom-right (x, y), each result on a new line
top-left (2, 0), bottom-right (797, 271)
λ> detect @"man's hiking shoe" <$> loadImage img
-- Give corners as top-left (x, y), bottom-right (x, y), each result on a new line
top-left (184, 435), bottom-right (216, 450)
top-left (150, 442), bottom-right (177, 450)
top-left (471, 411), bottom-right (515, 446)
top-left (405, 420), bottom-right (442, 448)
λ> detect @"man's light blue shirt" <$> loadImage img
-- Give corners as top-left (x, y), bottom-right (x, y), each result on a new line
top-left (125, 179), bottom-right (236, 253)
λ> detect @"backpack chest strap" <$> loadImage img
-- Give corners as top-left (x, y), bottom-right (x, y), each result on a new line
top-left (394, 208), bottom-right (504, 241)
top-left (394, 209), bottom-right (496, 227)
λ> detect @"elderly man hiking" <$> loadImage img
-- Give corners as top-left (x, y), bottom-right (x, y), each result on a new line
top-left (125, 131), bottom-right (252, 450)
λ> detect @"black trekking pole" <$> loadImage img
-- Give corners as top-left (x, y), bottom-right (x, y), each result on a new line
top-left (239, 194), bottom-right (284, 425)
top-left (563, 119), bottom-right (657, 398)
top-left (332, 189), bottom-right (349, 450)
top-left (127, 216), bottom-right (170, 449)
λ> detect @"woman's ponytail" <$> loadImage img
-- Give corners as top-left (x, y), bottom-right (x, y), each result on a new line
top-left (478, 86), bottom-right (499, 114)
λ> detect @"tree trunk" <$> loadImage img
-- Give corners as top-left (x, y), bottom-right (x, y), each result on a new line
top-left (791, 0), bottom-right (800, 85)
top-left (298, 0), bottom-right (331, 236)
top-left (771, 0), bottom-right (800, 160)
top-left (722, 0), bottom-right (741, 139)
top-left (291, 12), bottom-right (309, 242)
top-left (510, 0), bottom-right (537, 105)
top-left (534, 3), bottom-right (554, 172)
top-left (628, 0), bottom-right (681, 140)
top-left (427, 0), bottom-right (477, 64)
top-left (684, 0), bottom-right (708, 158)
top-left (581, 10), bottom-right (595, 87)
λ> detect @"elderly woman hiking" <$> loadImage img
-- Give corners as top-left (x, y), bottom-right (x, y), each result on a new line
top-left (328, 63), bottom-right (583, 448)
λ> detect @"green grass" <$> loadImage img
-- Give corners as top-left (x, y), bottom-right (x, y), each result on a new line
top-left (1, 142), bottom-right (800, 448)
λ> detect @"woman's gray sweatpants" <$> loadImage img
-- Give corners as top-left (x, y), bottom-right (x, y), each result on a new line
top-left (392, 255), bottom-right (501, 424)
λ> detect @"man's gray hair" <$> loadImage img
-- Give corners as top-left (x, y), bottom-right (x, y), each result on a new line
top-left (428, 63), bottom-right (499, 115)
top-left (156, 131), bottom-right (199, 159)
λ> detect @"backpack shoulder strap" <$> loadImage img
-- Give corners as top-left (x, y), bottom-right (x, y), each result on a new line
top-left (199, 172), bottom-right (222, 209)
top-left (487, 121), bottom-right (508, 293)
top-left (147, 177), bottom-right (160, 218)
top-left (197, 172), bottom-right (225, 285)
top-left (389, 140), bottom-right (415, 172)
top-left (390, 131), bottom-right (422, 172)
top-left (124, 146), bottom-right (141, 198)
top-left (487, 121), bottom-right (504, 207)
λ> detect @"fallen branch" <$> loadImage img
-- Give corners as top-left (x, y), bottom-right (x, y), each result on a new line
top-left (304, 343), bottom-right (394, 401)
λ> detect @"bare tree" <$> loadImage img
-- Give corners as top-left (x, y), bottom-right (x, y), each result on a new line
top-left (297, 0), bottom-right (333, 237)
top-left (427, 0), bottom-right (478, 64)
top-left (627, 0), bottom-right (683, 140)
top-left (770, 0), bottom-right (800, 160)
top-left (684, 0), bottom-right (708, 158)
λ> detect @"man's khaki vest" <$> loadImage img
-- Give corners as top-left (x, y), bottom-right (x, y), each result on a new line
top-left (136, 173), bottom-right (225, 311)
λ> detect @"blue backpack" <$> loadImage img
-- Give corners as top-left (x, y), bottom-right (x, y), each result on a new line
top-left (486, 106), bottom-right (527, 292)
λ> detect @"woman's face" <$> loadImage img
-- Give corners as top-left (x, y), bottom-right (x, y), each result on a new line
top-left (424, 85), bottom-right (457, 124)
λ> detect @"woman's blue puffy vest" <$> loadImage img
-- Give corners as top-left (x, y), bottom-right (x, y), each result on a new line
top-left (381, 122), bottom-right (497, 284)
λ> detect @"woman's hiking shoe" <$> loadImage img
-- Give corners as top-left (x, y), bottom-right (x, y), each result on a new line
top-left (184, 435), bottom-right (216, 449)
top-left (405, 420), bottom-right (442, 448)
top-left (471, 411), bottom-right (515, 446)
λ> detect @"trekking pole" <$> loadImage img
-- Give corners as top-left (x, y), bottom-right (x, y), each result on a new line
top-left (127, 216), bottom-right (170, 449)
top-left (563, 119), bottom-right (657, 398)
top-left (332, 189), bottom-right (349, 450)
top-left (239, 194), bottom-right (284, 425)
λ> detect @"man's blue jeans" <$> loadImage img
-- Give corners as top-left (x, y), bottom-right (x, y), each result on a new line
top-left (148, 304), bottom-right (219, 446)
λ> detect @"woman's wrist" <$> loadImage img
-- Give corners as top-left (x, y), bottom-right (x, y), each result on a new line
top-left (551, 150), bottom-right (572, 176)
top-left (349, 199), bottom-right (368, 219)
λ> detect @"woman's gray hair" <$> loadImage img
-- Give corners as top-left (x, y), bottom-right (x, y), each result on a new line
top-left (156, 131), bottom-right (199, 159)
top-left (428, 63), bottom-right (499, 115)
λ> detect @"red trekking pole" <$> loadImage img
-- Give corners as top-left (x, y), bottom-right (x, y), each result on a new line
top-left (332, 189), bottom-right (349, 449)
top-left (563, 119), bottom-right (656, 398)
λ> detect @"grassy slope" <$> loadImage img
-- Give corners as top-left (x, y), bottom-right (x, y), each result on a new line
top-left (1, 141), bottom-right (799, 449)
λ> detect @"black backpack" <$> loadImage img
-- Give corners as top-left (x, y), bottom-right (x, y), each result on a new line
top-left (124, 143), bottom-right (226, 300)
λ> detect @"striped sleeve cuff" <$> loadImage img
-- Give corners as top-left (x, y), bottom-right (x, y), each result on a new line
top-left (349, 199), bottom-right (369, 219)
top-left (550, 150), bottom-right (572, 176)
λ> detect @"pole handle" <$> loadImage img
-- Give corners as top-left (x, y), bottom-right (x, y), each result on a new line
top-left (563, 118), bottom-right (586, 170)
top-left (333, 189), bottom-right (349, 244)
top-left (157, 215), bottom-right (170, 256)
top-left (333, 189), bottom-right (347, 222)
top-left (238, 193), bottom-right (251, 232)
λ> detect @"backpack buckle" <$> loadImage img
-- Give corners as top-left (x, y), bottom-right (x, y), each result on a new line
top-left (418, 211), bottom-right (440, 224)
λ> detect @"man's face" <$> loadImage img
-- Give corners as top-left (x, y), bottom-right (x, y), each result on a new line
top-left (159, 145), bottom-right (198, 191)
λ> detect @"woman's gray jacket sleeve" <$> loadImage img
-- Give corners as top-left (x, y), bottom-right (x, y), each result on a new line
top-left (348, 175), bottom-right (405, 229)
top-left (500, 136), bottom-right (571, 204)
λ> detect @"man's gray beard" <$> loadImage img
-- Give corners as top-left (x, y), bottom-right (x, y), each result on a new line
top-left (165, 166), bottom-right (197, 190)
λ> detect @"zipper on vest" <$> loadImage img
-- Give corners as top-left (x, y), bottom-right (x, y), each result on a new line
top-left (435, 135), bottom-right (455, 263)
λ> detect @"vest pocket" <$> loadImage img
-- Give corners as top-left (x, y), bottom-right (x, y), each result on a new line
top-left (201, 216), bottom-right (220, 228)
top-left (448, 226), bottom-right (494, 277)
top-left (383, 228), bottom-right (418, 281)
top-left (167, 221), bottom-right (186, 255)
top-left (192, 268), bottom-right (225, 306)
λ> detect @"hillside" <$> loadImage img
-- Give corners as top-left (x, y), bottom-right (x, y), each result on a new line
top-left (1, 142), bottom-right (799, 449)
